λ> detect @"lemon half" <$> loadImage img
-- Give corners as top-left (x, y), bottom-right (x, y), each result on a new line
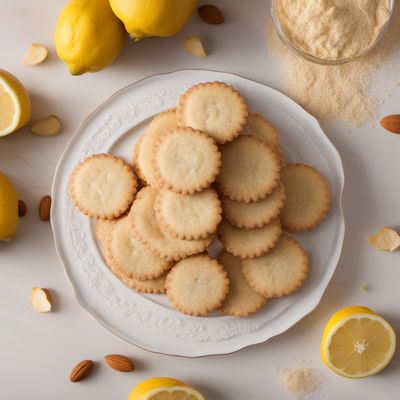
top-left (128, 377), bottom-right (205, 400)
top-left (321, 306), bottom-right (396, 378)
top-left (0, 69), bottom-right (31, 137)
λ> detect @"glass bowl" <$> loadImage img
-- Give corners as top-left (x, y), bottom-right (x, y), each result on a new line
top-left (270, 0), bottom-right (395, 65)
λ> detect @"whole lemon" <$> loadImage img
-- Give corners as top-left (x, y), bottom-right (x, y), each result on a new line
top-left (54, 0), bottom-right (125, 75)
top-left (0, 172), bottom-right (18, 241)
top-left (109, 0), bottom-right (198, 40)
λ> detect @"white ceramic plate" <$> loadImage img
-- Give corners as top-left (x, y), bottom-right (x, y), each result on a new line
top-left (51, 70), bottom-right (345, 357)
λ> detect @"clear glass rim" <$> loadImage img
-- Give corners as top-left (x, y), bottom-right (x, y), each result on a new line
top-left (270, 0), bottom-right (395, 65)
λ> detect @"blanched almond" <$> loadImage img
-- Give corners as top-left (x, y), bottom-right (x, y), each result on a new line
top-left (21, 43), bottom-right (48, 66)
top-left (29, 287), bottom-right (52, 312)
top-left (182, 36), bottom-right (207, 58)
top-left (30, 115), bottom-right (61, 137)
top-left (368, 227), bottom-right (400, 252)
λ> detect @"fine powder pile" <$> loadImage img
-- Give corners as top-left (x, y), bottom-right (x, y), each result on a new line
top-left (267, 2), bottom-right (400, 124)
top-left (275, 0), bottom-right (390, 60)
top-left (280, 367), bottom-right (323, 397)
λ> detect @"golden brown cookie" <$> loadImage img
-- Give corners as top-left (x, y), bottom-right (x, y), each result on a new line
top-left (154, 188), bottom-right (222, 240)
top-left (219, 251), bottom-right (267, 317)
top-left (137, 108), bottom-right (177, 187)
top-left (221, 183), bottom-right (286, 229)
top-left (105, 217), bottom-right (172, 281)
top-left (129, 187), bottom-right (212, 261)
top-left (216, 136), bottom-right (281, 202)
top-left (152, 127), bottom-right (221, 194)
top-left (241, 235), bottom-right (309, 298)
top-left (241, 112), bottom-right (280, 150)
top-left (165, 254), bottom-right (229, 316)
top-left (177, 81), bottom-right (248, 144)
top-left (95, 219), bottom-right (167, 293)
top-left (280, 163), bottom-right (330, 232)
top-left (218, 218), bottom-right (281, 259)
top-left (68, 154), bottom-right (137, 220)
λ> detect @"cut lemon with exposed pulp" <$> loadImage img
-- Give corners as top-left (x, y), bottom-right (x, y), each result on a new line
top-left (0, 69), bottom-right (31, 137)
top-left (321, 306), bottom-right (396, 378)
top-left (128, 377), bottom-right (205, 400)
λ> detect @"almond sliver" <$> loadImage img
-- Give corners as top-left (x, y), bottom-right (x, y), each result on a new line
top-left (29, 287), bottom-right (52, 313)
top-left (30, 115), bottom-right (61, 137)
top-left (367, 227), bottom-right (400, 252)
top-left (182, 36), bottom-right (207, 58)
top-left (21, 43), bottom-right (48, 66)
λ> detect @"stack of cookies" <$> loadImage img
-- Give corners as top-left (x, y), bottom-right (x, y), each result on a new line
top-left (68, 81), bottom-right (330, 318)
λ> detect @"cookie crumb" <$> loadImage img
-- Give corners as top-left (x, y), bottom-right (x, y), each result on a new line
top-left (280, 367), bottom-right (322, 397)
top-left (360, 283), bottom-right (370, 292)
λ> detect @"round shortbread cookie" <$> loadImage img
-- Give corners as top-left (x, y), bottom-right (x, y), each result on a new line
top-left (216, 136), bottom-right (281, 202)
top-left (241, 235), bottom-right (309, 298)
top-left (68, 154), bottom-right (137, 220)
top-left (105, 217), bottom-right (171, 281)
top-left (241, 112), bottom-right (284, 165)
top-left (280, 163), bottom-right (330, 232)
top-left (219, 251), bottom-right (267, 317)
top-left (95, 219), bottom-right (167, 293)
top-left (129, 187), bottom-right (212, 261)
top-left (218, 219), bottom-right (281, 259)
top-left (165, 254), bottom-right (229, 316)
top-left (221, 183), bottom-right (286, 229)
top-left (154, 188), bottom-right (222, 240)
top-left (119, 272), bottom-right (167, 294)
top-left (177, 81), bottom-right (248, 144)
top-left (241, 112), bottom-right (280, 151)
top-left (153, 127), bottom-right (221, 194)
top-left (137, 109), bottom-right (177, 187)
top-left (131, 136), bottom-right (147, 185)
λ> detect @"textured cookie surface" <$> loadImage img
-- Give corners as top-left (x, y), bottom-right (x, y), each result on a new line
top-left (219, 251), bottom-right (267, 317)
top-left (221, 183), bottom-right (285, 229)
top-left (242, 235), bottom-right (309, 298)
top-left (68, 154), bottom-right (137, 219)
top-left (105, 217), bottom-right (171, 281)
top-left (137, 109), bottom-right (177, 187)
top-left (128, 187), bottom-right (212, 261)
top-left (165, 254), bottom-right (229, 316)
top-left (95, 219), bottom-right (167, 294)
top-left (155, 188), bottom-right (221, 240)
top-left (216, 136), bottom-right (280, 202)
top-left (280, 163), bottom-right (330, 231)
top-left (241, 112), bottom-right (280, 151)
top-left (218, 218), bottom-right (281, 259)
top-left (153, 127), bottom-right (221, 194)
top-left (177, 81), bottom-right (248, 144)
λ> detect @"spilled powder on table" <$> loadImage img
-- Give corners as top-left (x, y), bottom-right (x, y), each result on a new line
top-left (279, 367), bottom-right (323, 398)
top-left (266, 2), bottom-right (400, 125)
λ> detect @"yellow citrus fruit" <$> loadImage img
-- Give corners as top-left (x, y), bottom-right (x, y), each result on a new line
top-left (54, 0), bottom-right (125, 75)
top-left (109, 0), bottom-right (198, 40)
top-left (321, 306), bottom-right (396, 378)
top-left (0, 172), bottom-right (18, 241)
top-left (128, 377), bottom-right (205, 400)
top-left (0, 69), bottom-right (31, 137)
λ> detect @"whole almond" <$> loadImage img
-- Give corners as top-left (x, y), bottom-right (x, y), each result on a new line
top-left (69, 359), bottom-right (94, 382)
top-left (18, 199), bottom-right (27, 217)
top-left (380, 114), bottom-right (400, 134)
top-left (39, 195), bottom-right (51, 221)
top-left (198, 5), bottom-right (224, 24)
top-left (104, 354), bottom-right (134, 372)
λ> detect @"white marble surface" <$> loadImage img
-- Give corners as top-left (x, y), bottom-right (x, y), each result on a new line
top-left (1, 0), bottom-right (399, 399)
